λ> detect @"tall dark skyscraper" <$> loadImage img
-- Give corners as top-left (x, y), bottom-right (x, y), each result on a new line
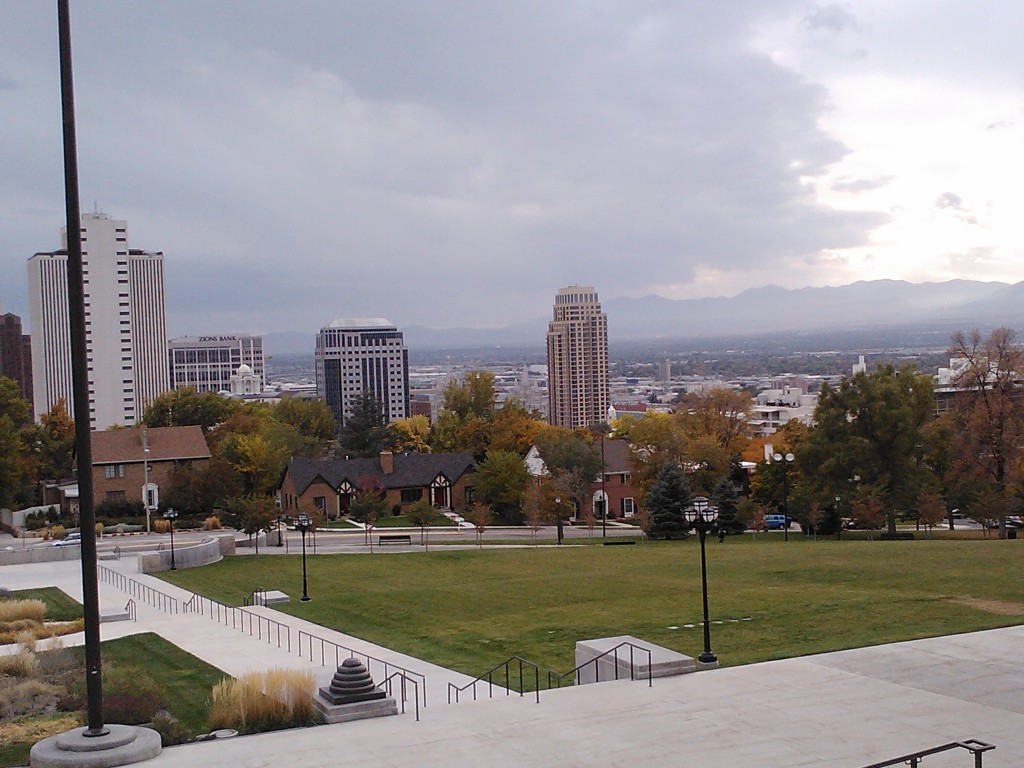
top-left (0, 311), bottom-right (33, 411)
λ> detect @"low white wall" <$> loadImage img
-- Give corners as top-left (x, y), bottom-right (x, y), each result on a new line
top-left (139, 535), bottom-right (232, 573)
top-left (0, 544), bottom-right (82, 566)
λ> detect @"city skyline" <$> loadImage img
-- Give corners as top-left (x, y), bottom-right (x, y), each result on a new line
top-left (3, 3), bottom-right (1024, 336)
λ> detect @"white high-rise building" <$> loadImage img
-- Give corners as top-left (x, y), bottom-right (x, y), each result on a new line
top-left (168, 334), bottom-right (265, 394)
top-left (27, 213), bottom-right (169, 429)
top-left (547, 286), bottom-right (609, 429)
top-left (316, 318), bottom-right (409, 428)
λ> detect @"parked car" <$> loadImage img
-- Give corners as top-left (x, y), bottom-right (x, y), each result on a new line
top-left (984, 517), bottom-right (1022, 529)
top-left (51, 532), bottom-right (81, 547)
top-left (764, 514), bottom-right (789, 530)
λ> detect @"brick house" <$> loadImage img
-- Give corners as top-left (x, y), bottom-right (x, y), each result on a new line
top-left (278, 451), bottom-right (476, 519)
top-left (91, 426), bottom-right (212, 508)
top-left (525, 438), bottom-right (641, 519)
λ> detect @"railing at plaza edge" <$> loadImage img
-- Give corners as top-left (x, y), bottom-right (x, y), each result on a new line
top-left (97, 564), bottom-right (179, 614)
top-left (546, 641), bottom-right (654, 689)
top-left (859, 739), bottom-right (994, 768)
top-left (448, 656), bottom-right (541, 704)
top-left (182, 593), bottom-right (292, 653)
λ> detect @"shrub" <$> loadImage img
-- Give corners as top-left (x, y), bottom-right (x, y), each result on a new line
top-left (0, 648), bottom-right (39, 677)
top-left (96, 522), bottom-right (104, 537)
top-left (103, 665), bottom-right (164, 725)
top-left (203, 516), bottom-right (222, 531)
top-left (152, 519), bottom-right (171, 534)
top-left (150, 712), bottom-right (194, 746)
top-left (0, 599), bottom-right (46, 623)
top-left (47, 524), bottom-right (67, 541)
top-left (0, 679), bottom-right (62, 719)
top-left (0, 587), bottom-right (11, 600)
top-left (208, 669), bottom-right (317, 734)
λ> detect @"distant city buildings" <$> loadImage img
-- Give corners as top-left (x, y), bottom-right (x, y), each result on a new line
top-left (315, 318), bottom-right (410, 428)
top-left (0, 311), bottom-right (33, 410)
top-left (168, 334), bottom-right (265, 394)
top-left (27, 213), bottom-right (168, 428)
top-left (546, 286), bottom-right (609, 428)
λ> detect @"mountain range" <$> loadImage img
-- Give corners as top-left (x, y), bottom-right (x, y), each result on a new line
top-left (264, 279), bottom-right (1024, 355)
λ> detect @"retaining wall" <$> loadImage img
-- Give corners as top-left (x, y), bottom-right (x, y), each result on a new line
top-left (138, 535), bottom-right (234, 573)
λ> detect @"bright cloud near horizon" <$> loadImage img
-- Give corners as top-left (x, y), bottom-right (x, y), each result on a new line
top-left (2, 1), bottom-right (1022, 337)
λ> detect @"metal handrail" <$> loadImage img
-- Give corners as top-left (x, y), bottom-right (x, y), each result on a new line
top-left (124, 598), bottom-right (136, 621)
top-left (183, 593), bottom-right (292, 653)
top-left (859, 739), bottom-right (995, 768)
top-left (380, 671), bottom-right (421, 721)
top-left (97, 564), bottom-right (179, 614)
top-left (243, 586), bottom-right (268, 607)
top-left (296, 629), bottom-right (427, 708)
top-left (547, 641), bottom-right (654, 689)
top-left (448, 656), bottom-right (540, 704)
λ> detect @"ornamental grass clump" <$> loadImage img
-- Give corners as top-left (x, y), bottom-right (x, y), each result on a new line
top-left (208, 669), bottom-right (318, 734)
top-left (0, 599), bottom-right (47, 624)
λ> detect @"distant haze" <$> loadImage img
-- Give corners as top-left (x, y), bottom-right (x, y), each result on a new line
top-left (263, 278), bottom-right (1023, 354)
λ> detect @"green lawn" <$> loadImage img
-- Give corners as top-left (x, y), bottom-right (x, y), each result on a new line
top-left (157, 538), bottom-right (1024, 678)
top-left (88, 633), bottom-right (227, 734)
top-left (9, 587), bottom-right (83, 621)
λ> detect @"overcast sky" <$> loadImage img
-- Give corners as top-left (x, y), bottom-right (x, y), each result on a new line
top-left (2, 1), bottom-right (1022, 337)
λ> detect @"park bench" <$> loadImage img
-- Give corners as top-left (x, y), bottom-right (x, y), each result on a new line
top-left (603, 539), bottom-right (636, 546)
top-left (378, 534), bottom-right (412, 546)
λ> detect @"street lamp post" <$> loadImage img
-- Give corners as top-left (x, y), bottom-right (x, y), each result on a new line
top-left (600, 429), bottom-right (607, 538)
top-left (164, 507), bottom-right (178, 571)
top-left (296, 513), bottom-right (312, 601)
top-left (276, 514), bottom-right (284, 547)
top-left (142, 428), bottom-right (152, 534)
top-left (684, 495), bottom-right (719, 665)
top-left (772, 452), bottom-right (795, 541)
top-left (555, 496), bottom-right (563, 544)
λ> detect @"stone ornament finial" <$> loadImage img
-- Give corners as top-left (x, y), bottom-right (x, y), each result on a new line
top-left (319, 657), bottom-right (387, 706)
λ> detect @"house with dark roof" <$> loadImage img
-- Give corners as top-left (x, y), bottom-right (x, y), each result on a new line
top-left (278, 451), bottom-right (476, 518)
top-left (525, 438), bottom-right (641, 520)
top-left (91, 426), bottom-right (211, 508)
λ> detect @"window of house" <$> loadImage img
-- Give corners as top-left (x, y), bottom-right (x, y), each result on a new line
top-left (400, 488), bottom-right (422, 504)
top-left (106, 491), bottom-right (126, 502)
top-left (621, 497), bottom-right (635, 518)
top-left (313, 496), bottom-right (326, 511)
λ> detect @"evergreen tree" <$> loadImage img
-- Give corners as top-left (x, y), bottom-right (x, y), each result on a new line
top-left (645, 462), bottom-right (691, 540)
top-left (711, 475), bottom-right (742, 535)
top-left (339, 392), bottom-right (397, 458)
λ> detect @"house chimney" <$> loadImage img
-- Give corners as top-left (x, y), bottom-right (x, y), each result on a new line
top-left (379, 451), bottom-right (394, 474)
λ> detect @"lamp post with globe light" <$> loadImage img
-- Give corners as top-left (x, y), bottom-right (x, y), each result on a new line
top-left (683, 496), bottom-right (719, 665)
top-left (164, 508), bottom-right (178, 571)
top-left (772, 452), bottom-right (795, 541)
top-left (296, 513), bottom-right (312, 601)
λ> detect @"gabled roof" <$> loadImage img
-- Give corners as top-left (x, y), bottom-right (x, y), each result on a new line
top-left (526, 439), bottom-right (631, 477)
top-left (285, 452), bottom-right (475, 495)
top-left (91, 426), bottom-right (211, 465)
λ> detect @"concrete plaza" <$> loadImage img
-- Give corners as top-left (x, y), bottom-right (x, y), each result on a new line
top-left (2, 553), bottom-right (1022, 767)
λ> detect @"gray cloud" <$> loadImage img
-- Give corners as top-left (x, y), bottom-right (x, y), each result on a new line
top-left (935, 192), bottom-right (965, 210)
top-left (803, 4), bottom-right (863, 33)
top-left (831, 175), bottom-right (893, 193)
top-left (1, 2), bottom-right (891, 335)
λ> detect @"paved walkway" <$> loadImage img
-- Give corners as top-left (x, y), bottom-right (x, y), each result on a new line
top-left (3, 556), bottom-right (1023, 767)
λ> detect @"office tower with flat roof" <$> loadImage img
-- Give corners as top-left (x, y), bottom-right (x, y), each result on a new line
top-left (27, 213), bottom-right (169, 428)
top-left (0, 311), bottom-right (33, 410)
top-left (316, 318), bottom-right (410, 428)
top-left (546, 286), bottom-right (609, 429)
top-left (169, 334), bottom-right (265, 394)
